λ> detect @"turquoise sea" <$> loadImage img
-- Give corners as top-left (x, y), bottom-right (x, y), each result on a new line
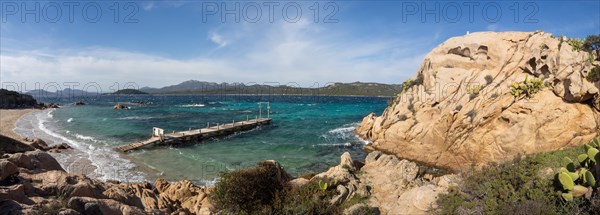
top-left (15, 95), bottom-right (388, 184)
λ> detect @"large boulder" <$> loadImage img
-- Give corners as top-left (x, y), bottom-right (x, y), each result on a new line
top-left (0, 160), bottom-right (18, 181)
top-left (356, 31), bottom-right (600, 170)
top-left (0, 135), bottom-right (35, 154)
top-left (359, 151), bottom-right (447, 214)
top-left (102, 182), bottom-right (172, 213)
top-left (0, 200), bottom-right (24, 215)
top-left (67, 197), bottom-right (145, 215)
top-left (6, 150), bottom-right (64, 173)
top-left (0, 184), bottom-right (34, 205)
top-left (28, 171), bottom-right (106, 199)
top-left (29, 139), bottom-right (48, 150)
top-left (153, 178), bottom-right (209, 214)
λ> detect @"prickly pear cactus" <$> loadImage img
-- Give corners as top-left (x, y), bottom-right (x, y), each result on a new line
top-left (556, 137), bottom-right (600, 201)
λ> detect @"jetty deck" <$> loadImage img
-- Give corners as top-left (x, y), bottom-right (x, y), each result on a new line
top-left (115, 118), bottom-right (271, 152)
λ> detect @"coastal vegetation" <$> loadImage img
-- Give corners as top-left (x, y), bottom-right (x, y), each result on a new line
top-left (510, 75), bottom-right (545, 99)
top-left (588, 65), bottom-right (600, 82)
top-left (209, 161), bottom-right (372, 214)
top-left (436, 138), bottom-right (600, 214)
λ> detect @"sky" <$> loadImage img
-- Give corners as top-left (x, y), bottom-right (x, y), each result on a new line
top-left (1, 0), bottom-right (599, 92)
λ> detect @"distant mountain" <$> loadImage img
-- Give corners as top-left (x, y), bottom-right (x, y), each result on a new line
top-left (140, 80), bottom-right (401, 97)
top-left (26, 88), bottom-right (100, 98)
top-left (320, 82), bottom-right (402, 97)
top-left (141, 80), bottom-right (245, 94)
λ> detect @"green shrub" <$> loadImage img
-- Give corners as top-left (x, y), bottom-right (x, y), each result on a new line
top-left (583, 35), bottom-right (600, 55)
top-left (436, 141), bottom-right (600, 215)
top-left (400, 73), bottom-right (424, 93)
top-left (273, 177), bottom-right (341, 215)
top-left (511, 75), bottom-right (544, 99)
top-left (567, 37), bottom-right (585, 51)
top-left (210, 164), bottom-right (366, 214)
top-left (209, 161), bottom-right (288, 213)
top-left (588, 66), bottom-right (600, 82)
top-left (436, 155), bottom-right (563, 214)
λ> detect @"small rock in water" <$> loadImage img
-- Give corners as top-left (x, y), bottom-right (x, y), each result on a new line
top-left (113, 104), bottom-right (129, 110)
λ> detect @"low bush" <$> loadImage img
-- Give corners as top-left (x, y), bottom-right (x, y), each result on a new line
top-left (436, 140), bottom-right (600, 215)
top-left (588, 66), bottom-right (600, 82)
top-left (273, 178), bottom-right (341, 215)
top-left (567, 37), bottom-right (585, 52)
top-left (209, 161), bottom-right (288, 213)
top-left (210, 164), bottom-right (367, 214)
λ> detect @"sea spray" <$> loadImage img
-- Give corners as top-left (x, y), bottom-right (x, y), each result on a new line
top-left (15, 109), bottom-right (147, 183)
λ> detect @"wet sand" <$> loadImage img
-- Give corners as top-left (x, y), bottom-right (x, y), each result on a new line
top-left (0, 109), bottom-right (38, 141)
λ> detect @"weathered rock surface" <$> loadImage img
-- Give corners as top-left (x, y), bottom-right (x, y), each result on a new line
top-left (154, 178), bottom-right (210, 214)
top-left (0, 150), bottom-right (213, 214)
top-left (0, 160), bottom-right (18, 181)
top-left (312, 151), bottom-right (453, 215)
top-left (356, 31), bottom-right (600, 170)
top-left (6, 150), bottom-right (65, 173)
top-left (361, 151), bottom-right (458, 214)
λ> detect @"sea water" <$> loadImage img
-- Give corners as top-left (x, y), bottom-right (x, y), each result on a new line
top-left (15, 95), bottom-right (388, 185)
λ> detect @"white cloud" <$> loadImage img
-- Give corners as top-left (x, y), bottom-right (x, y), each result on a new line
top-left (486, 24), bottom-right (498, 31)
top-left (209, 33), bottom-right (229, 48)
top-left (1, 20), bottom-right (431, 91)
top-left (142, 2), bottom-right (155, 11)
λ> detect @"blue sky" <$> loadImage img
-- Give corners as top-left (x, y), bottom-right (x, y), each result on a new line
top-left (1, 0), bottom-right (599, 90)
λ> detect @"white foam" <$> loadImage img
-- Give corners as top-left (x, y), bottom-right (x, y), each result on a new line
top-left (179, 104), bottom-right (205, 107)
top-left (198, 177), bottom-right (220, 186)
top-left (328, 126), bottom-right (354, 134)
top-left (118, 116), bottom-right (153, 120)
top-left (74, 133), bottom-right (98, 143)
top-left (22, 109), bottom-right (146, 183)
top-left (316, 142), bottom-right (352, 147)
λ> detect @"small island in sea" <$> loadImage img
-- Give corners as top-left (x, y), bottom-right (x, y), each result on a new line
top-left (108, 89), bottom-right (148, 95)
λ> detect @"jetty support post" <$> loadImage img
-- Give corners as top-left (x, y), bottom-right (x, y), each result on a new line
top-left (259, 102), bottom-right (262, 119)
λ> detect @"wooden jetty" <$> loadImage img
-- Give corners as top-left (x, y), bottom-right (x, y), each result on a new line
top-left (115, 117), bottom-right (272, 152)
top-left (116, 101), bottom-right (273, 152)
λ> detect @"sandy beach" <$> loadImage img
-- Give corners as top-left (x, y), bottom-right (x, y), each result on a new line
top-left (0, 109), bottom-right (38, 141)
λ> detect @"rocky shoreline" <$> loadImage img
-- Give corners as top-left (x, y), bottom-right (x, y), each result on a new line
top-left (0, 141), bottom-right (457, 214)
top-left (1, 108), bottom-right (455, 214)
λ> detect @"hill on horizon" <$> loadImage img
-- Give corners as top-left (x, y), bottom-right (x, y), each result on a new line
top-left (140, 80), bottom-right (401, 97)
